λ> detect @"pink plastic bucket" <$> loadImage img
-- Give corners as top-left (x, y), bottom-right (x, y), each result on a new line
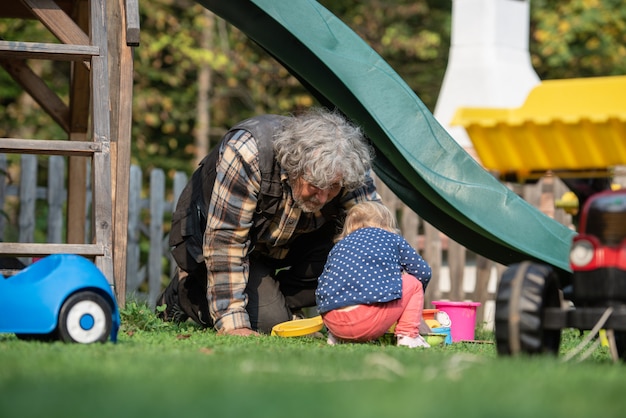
top-left (431, 301), bottom-right (481, 342)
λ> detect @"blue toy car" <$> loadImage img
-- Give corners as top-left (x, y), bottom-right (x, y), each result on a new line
top-left (0, 254), bottom-right (120, 343)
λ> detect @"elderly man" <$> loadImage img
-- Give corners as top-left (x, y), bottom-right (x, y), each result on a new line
top-left (157, 107), bottom-right (380, 336)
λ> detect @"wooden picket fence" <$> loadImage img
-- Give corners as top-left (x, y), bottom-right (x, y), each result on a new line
top-left (376, 172), bottom-right (574, 327)
top-left (0, 153), bottom-right (581, 328)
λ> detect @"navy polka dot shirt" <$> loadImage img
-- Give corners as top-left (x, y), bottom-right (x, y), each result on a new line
top-left (315, 227), bottom-right (432, 313)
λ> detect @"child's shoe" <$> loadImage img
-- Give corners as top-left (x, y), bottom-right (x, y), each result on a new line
top-left (327, 332), bottom-right (341, 345)
top-left (397, 334), bottom-right (430, 348)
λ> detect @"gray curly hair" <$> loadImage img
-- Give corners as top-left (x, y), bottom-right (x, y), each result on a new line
top-left (273, 108), bottom-right (374, 191)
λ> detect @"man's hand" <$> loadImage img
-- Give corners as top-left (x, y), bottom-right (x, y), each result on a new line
top-left (218, 327), bottom-right (261, 337)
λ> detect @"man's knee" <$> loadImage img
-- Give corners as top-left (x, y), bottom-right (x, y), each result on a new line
top-left (246, 263), bottom-right (291, 333)
top-left (252, 305), bottom-right (292, 334)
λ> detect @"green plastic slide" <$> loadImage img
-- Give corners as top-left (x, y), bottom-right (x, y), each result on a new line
top-left (197, 0), bottom-right (575, 274)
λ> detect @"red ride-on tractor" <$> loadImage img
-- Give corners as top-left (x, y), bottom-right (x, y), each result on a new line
top-left (451, 76), bottom-right (626, 360)
top-left (495, 185), bottom-right (626, 360)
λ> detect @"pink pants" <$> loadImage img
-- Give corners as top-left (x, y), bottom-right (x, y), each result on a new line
top-left (321, 273), bottom-right (425, 341)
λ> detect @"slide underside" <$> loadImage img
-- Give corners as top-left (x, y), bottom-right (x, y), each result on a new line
top-left (197, 0), bottom-right (575, 276)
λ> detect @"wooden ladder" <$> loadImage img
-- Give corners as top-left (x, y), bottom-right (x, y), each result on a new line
top-left (0, 0), bottom-right (137, 299)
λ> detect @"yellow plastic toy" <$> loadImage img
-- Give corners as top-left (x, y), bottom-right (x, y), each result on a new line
top-left (271, 315), bottom-right (324, 337)
top-left (452, 76), bottom-right (626, 181)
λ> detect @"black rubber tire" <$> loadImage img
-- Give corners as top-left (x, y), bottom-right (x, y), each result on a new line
top-left (495, 261), bottom-right (562, 356)
top-left (57, 291), bottom-right (113, 344)
top-left (15, 331), bottom-right (57, 342)
top-left (614, 332), bottom-right (626, 361)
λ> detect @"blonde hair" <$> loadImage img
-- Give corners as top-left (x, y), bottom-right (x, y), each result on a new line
top-left (336, 201), bottom-right (398, 241)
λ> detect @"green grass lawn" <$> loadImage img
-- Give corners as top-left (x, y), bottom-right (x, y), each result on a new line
top-left (1, 302), bottom-right (625, 418)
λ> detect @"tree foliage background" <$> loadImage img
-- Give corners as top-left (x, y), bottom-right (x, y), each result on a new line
top-left (0, 0), bottom-right (624, 179)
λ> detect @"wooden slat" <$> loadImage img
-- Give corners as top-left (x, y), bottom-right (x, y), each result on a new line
top-left (21, 0), bottom-right (90, 46)
top-left (18, 155), bottom-right (37, 245)
top-left (0, 155), bottom-right (7, 239)
top-left (110, 0), bottom-right (135, 305)
top-left (473, 255), bottom-right (495, 325)
top-left (423, 222), bottom-right (443, 307)
top-left (0, 138), bottom-right (101, 156)
top-left (0, 40), bottom-right (98, 61)
top-left (0, 1), bottom-right (75, 19)
top-left (0, 243), bottom-right (104, 257)
top-left (125, 0), bottom-right (140, 46)
top-left (170, 171), bottom-right (187, 279)
top-left (448, 240), bottom-right (466, 301)
top-left (66, 141), bottom-right (88, 244)
top-left (148, 169), bottom-right (165, 307)
top-left (92, 151), bottom-right (114, 283)
top-left (0, 59), bottom-right (70, 132)
top-left (47, 156), bottom-right (65, 243)
top-left (90, 0), bottom-right (115, 291)
top-left (126, 165), bottom-right (142, 292)
top-left (66, 0), bottom-right (90, 245)
top-left (69, 1), bottom-right (91, 133)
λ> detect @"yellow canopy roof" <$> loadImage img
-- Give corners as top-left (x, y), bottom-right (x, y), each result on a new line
top-left (452, 76), bottom-right (626, 180)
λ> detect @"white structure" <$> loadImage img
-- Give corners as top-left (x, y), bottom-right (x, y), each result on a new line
top-left (434, 0), bottom-right (540, 149)
top-left (433, 0), bottom-right (541, 328)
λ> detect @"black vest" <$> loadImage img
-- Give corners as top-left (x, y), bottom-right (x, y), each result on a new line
top-left (169, 115), bottom-right (343, 273)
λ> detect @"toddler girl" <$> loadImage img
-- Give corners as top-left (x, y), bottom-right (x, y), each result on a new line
top-left (315, 201), bottom-right (432, 348)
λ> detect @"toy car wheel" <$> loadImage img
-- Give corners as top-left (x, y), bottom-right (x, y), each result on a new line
top-left (57, 291), bottom-right (113, 344)
top-left (495, 261), bottom-right (562, 356)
